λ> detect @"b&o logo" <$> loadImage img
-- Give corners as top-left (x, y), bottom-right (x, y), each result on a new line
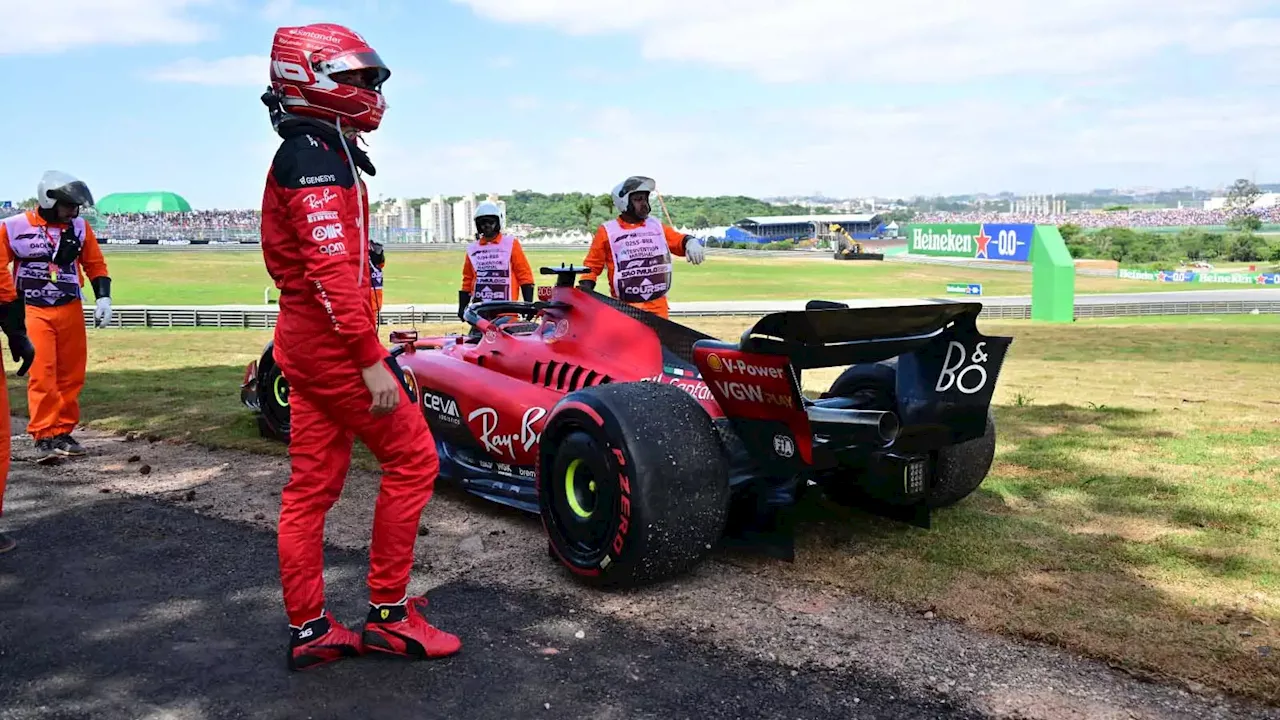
top-left (935, 340), bottom-right (990, 394)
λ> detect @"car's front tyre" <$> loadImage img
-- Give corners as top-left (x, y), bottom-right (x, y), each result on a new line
top-left (255, 342), bottom-right (291, 443)
top-left (537, 382), bottom-right (729, 589)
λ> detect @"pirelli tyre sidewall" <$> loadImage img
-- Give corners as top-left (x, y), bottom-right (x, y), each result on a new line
top-left (537, 382), bottom-right (729, 589)
top-left (256, 342), bottom-right (292, 443)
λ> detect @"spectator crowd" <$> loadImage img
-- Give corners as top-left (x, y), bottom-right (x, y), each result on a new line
top-left (98, 210), bottom-right (260, 241)
top-left (2, 205), bottom-right (1276, 241)
top-left (911, 206), bottom-right (1280, 228)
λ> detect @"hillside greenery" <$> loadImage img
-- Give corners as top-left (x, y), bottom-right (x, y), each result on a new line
top-left (394, 191), bottom-right (841, 232)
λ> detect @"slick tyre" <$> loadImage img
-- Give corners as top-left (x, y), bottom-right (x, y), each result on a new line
top-left (929, 407), bottom-right (996, 509)
top-left (256, 342), bottom-right (292, 443)
top-left (825, 360), bottom-right (993, 508)
top-left (824, 360), bottom-right (897, 410)
top-left (538, 382), bottom-right (729, 590)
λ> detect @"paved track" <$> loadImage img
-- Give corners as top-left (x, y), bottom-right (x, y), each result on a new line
top-left (0, 479), bottom-right (977, 720)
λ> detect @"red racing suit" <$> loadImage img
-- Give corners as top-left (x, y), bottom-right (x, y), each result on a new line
top-left (261, 116), bottom-right (438, 626)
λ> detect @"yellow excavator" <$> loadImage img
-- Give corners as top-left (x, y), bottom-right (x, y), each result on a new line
top-left (830, 223), bottom-right (884, 261)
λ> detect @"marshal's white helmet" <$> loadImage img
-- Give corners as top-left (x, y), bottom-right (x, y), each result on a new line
top-left (473, 201), bottom-right (502, 221)
top-left (37, 171), bottom-right (94, 210)
top-left (611, 175), bottom-right (655, 214)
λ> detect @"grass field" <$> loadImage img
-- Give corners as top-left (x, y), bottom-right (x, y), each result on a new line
top-left (4, 314), bottom-right (1279, 702)
top-left (97, 248), bottom-right (1213, 305)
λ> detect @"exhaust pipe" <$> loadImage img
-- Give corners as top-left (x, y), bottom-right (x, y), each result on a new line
top-left (806, 407), bottom-right (900, 446)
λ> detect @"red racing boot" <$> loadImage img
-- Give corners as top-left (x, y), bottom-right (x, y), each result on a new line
top-left (287, 610), bottom-right (363, 671)
top-left (361, 595), bottom-right (462, 660)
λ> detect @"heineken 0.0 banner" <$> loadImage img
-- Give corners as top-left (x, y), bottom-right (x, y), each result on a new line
top-left (1118, 268), bottom-right (1280, 285)
top-left (905, 223), bottom-right (1033, 262)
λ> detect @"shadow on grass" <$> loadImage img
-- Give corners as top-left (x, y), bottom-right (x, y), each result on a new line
top-left (755, 402), bottom-right (1280, 705)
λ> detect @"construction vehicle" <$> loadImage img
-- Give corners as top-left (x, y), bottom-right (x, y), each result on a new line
top-left (830, 224), bottom-right (884, 261)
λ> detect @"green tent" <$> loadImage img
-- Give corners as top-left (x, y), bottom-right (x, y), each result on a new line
top-left (95, 191), bottom-right (192, 214)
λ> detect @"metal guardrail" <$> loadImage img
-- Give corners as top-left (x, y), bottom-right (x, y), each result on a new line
top-left (79, 299), bottom-right (1280, 329)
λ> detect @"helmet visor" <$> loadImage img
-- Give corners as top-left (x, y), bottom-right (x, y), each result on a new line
top-left (49, 180), bottom-right (94, 208)
top-left (323, 50), bottom-right (390, 90)
top-left (619, 176), bottom-right (655, 196)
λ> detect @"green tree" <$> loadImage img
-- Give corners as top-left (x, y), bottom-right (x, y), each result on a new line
top-left (19, 197), bottom-right (36, 209)
top-left (1226, 233), bottom-right (1265, 262)
top-left (575, 196), bottom-right (595, 231)
top-left (1225, 178), bottom-right (1262, 233)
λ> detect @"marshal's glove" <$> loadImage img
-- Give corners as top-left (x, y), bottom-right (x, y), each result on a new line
top-left (457, 290), bottom-right (471, 322)
top-left (92, 276), bottom-right (112, 328)
top-left (53, 224), bottom-right (84, 267)
top-left (0, 301), bottom-right (34, 376)
top-left (684, 236), bottom-right (706, 265)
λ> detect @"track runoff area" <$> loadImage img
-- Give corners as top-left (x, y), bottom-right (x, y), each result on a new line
top-left (12, 229), bottom-right (1280, 710)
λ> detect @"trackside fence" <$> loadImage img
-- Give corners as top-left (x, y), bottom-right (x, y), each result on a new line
top-left (80, 298), bottom-right (1280, 329)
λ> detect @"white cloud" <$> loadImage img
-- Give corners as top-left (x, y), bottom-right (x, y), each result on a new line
top-left (366, 93), bottom-right (1280, 200)
top-left (147, 56), bottom-right (269, 86)
top-left (260, 0), bottom-right (330, 24)
top-left (0, 0), bottom-right (216, 55)
top-left (452, 0), bottom-right (1276, 84)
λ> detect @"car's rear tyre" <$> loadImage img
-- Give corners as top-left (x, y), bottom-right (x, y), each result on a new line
top-left (538, 382), bottom-right (729, 589)
top-left (823, 359), bottom-right (995, 509)
top-left (256, 342), bottom-right (291, 443)
top-left (929, 407), bottom-right (996, 508)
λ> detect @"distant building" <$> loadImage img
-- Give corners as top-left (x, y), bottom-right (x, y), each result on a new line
top-left (420, 195), bottom-right (453, 243)
top-left (1203, 193), bottom-right (1280, 211)
top-left (452, 193), bottom-right (477, 241)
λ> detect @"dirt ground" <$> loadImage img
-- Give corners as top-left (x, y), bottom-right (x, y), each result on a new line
top-left (4, 419), bottom-right (1278, 720)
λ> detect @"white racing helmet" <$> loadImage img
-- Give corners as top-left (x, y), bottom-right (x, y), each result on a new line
top-left (473, 200), bottom-right (502, 222)
top-left (37, 170), bottom-right (94, 210)
top-left (611, 175), bottom-right (655, 214)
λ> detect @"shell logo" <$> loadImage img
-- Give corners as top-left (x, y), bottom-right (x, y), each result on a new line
top-left (403, 367), bottom-right (421, 404)
top-left (706, 353), bottom-right (723, 373)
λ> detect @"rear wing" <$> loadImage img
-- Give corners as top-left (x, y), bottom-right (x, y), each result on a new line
top-left (692, 301), bottom-right (1012, 474)
top-left (735, 301), bottom-right (987, 369)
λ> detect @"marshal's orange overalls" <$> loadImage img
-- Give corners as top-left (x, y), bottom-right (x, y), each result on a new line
top-left (0, 210), bottom-right (109, 442)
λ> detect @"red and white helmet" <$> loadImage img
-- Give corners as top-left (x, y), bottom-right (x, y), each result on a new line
top-left (268, 23), bottom-right (391, 133)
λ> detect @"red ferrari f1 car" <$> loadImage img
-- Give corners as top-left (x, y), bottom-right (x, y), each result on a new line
top-left (242, 265), bottom-right (1012, 589)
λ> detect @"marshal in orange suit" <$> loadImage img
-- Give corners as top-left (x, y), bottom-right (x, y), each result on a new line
top-left (0, 171), bottom-right (112, 466)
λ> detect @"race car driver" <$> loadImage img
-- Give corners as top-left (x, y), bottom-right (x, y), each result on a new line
top-left (579, 175), bottom-right (706, 319)
top-left (259, 22), bottom-right (461, 671)
top-left (0, 171), bottom-right (112, 463)
top-left (457, 201), bottom-right (534, 321)
top-left (0, 257), bottom-right (36, 554)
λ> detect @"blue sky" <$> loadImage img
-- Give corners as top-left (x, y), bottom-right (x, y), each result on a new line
top-left (2, 0), bottom-right (1278, 210)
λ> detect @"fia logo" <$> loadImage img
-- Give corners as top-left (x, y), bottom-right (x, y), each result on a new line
top-left (773, 434), bottom-right (795, 458)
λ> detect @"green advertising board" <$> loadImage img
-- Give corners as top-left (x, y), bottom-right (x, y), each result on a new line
top-left (910, 225), bottom-right (982, 258)
top-left (902, 222), bottom-right (1074, 323)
